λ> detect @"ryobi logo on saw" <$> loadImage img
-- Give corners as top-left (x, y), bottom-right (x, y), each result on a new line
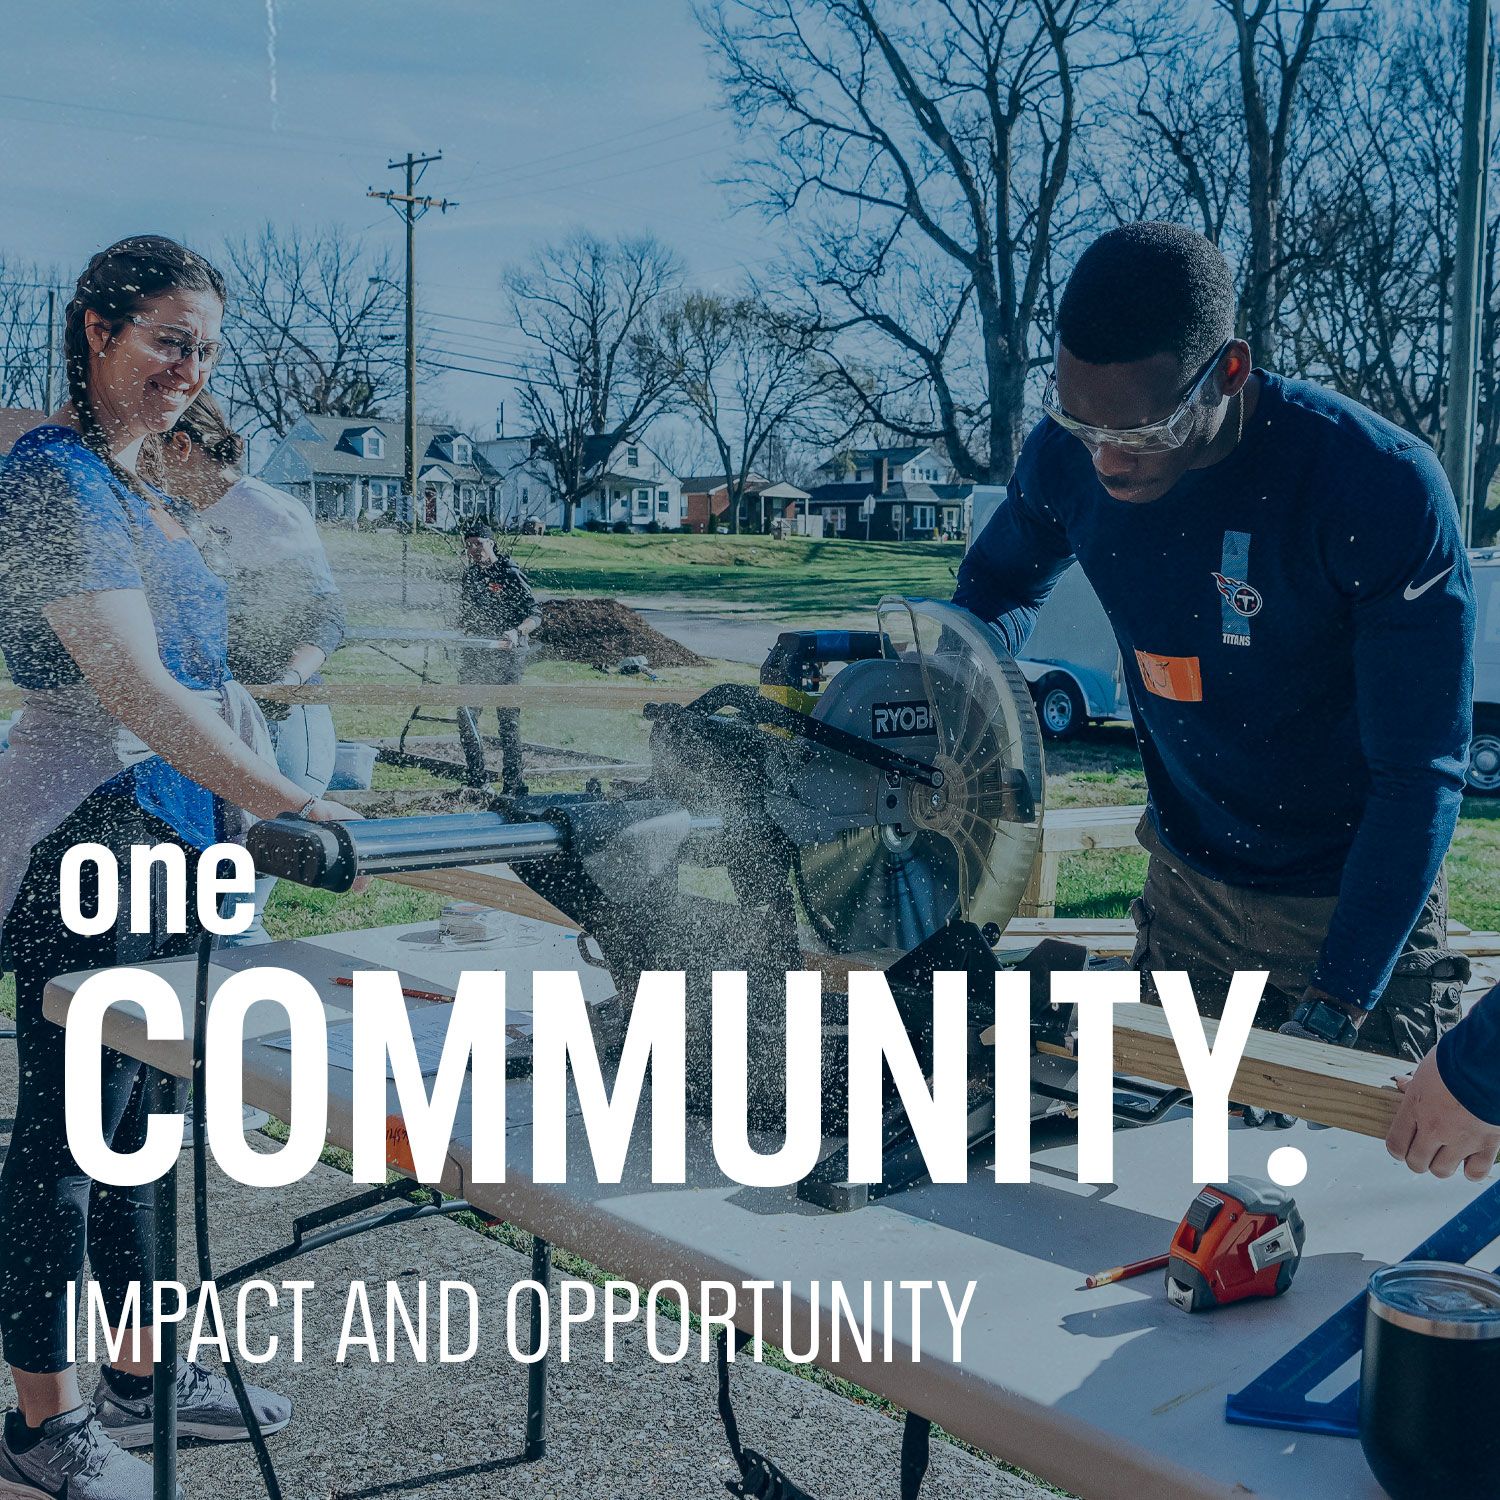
top-left (871, 701), bottom-right (935, 738)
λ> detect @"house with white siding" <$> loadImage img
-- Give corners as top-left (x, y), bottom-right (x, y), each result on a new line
top-left (574, 435), bottom-right (684, 530)
top-left (257, 414), bottom-right (502, 529)
top-left (477, 435), bottom-right (563, 530)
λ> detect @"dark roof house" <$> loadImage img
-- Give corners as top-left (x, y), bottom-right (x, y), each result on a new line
top-left (257, 413), bottom-right (503, 527)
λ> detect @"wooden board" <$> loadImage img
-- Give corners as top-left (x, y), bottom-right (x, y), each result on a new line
top-left (1038, 803), bottom-right (1147, 854)
top-left (246, 681), bottom-right (700, 709)
top-left (1017, 1004), bottom-right (1408, 1140)
top-left (383, 867), bottom-right (581, 931)
top-left (1003, 916), bottom-right (1500, 957)
top-left (1016, 805), bottom-right (1146, 919)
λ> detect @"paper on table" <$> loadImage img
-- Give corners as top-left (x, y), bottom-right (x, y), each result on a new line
top-left (264, 1004), bottom-right (531, 1079)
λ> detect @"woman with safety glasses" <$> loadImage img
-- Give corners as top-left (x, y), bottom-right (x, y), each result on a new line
top-left (956, 220), bottom-right (1475, 1110)
top-left (0, 237), bottom-right (354, 1499)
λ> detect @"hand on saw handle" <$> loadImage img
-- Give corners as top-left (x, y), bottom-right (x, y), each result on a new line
top-left (297, 797), bottom-right (372, 894)
top-left (1386, 1050), bottom-right (1500, 1182)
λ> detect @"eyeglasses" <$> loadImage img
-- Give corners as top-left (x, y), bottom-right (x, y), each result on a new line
top-left (128, 316), bottom-right (223, 369)
top-left (1041, 339), bottom-right (1232, 453)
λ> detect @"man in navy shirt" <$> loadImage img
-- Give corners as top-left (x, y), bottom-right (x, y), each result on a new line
top-left (956, 223), bottom-right (1496, 1166)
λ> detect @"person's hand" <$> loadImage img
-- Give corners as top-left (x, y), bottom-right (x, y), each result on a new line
top-left (1385, 1049), bottom-right (1500, 1181)
top-left (300, 798), bottom-right (370, 893)
top-left (303, 797), bottom-right (361, 823)
top-left (498, 628), bottom-right (519, 651)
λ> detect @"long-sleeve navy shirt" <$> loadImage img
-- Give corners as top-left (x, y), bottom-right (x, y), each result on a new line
top-left (955, 372), bottom-right (1474, 1032)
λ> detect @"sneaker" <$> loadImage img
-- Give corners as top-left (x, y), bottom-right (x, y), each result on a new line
top-left (0, 1405), bottom-right (177, 1499)
top-left (91, 1361), bottom-right (292, 1450)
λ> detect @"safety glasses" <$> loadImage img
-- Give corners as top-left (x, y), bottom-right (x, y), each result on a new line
top-left (128, 316), bottom-right (224, 370)
top-left (1042, 339), bottom-right (1231, 453)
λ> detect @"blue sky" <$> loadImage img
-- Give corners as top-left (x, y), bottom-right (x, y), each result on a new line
top-left (1, 0), bottom-right (767, 430)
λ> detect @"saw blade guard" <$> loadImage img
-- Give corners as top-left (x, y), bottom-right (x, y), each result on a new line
top-left (791, 596), bottom-right (1045, 956)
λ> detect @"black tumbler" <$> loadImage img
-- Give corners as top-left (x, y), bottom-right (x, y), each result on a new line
top-left (1359, 1261), bottom-right (1500, 1499)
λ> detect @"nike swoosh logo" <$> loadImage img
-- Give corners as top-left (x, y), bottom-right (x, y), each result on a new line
top-left (1404, 565), bottom-right (1455, 601)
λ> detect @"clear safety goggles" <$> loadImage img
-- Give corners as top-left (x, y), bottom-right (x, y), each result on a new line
top-left (1041, 339), bottom-right (1231, 453)
top-left (128, 316), bottom-right (224, 370)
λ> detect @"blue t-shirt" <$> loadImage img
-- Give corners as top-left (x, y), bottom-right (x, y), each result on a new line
top-left (955, 373), bottom-right (1474, 1021)
top-left (0, 425), bottom-right (230, 848)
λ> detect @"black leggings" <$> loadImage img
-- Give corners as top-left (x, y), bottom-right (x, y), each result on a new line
top-left (0, 792), bottom-right (199, 1375)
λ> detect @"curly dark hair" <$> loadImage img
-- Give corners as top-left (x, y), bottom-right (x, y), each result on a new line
top-left (1057, 222), bottom-right (1237, 373)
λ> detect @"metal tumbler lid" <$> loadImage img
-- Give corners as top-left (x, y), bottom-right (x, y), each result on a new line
top-left (1368, 1261), bottom-right (1500, 1340)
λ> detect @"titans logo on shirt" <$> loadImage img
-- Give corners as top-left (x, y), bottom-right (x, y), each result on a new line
top-left (1215, 531), bottom-right (1258, 645)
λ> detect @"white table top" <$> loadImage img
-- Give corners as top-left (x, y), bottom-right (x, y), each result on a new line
top-left (45, 919), bottom-right (1490, 1500)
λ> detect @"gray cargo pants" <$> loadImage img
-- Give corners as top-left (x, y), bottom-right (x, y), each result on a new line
top-left (1130, 818), bottom-right (1467, 1064)
top-left (458, 641), bottom-right (528, 792)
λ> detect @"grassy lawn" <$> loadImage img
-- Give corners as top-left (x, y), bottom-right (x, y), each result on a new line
top-left (1043, 728), bottom-right (1500, 929)
top-left (320, 526), bottom-right (966, 615)
top-left (321, 645), bottom-right (759, 762)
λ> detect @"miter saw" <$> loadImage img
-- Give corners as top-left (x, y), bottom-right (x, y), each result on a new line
top-left (249, 596), bottom-right (1158, 1210)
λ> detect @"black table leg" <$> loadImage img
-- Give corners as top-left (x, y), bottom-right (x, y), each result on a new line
top-left (900, 1412), bottom-right (932, 1500)
top-left (524, 1235), bottom-right (551, 1461)
top-left (152, 1069), bottom-right (179, 1500)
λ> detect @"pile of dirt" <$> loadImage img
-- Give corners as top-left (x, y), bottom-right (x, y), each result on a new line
top-left (538, 596), bottom-right (704, 670)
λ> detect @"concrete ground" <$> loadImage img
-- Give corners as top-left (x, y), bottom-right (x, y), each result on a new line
top-left (0, 1047), bottom-right (1059, 1500)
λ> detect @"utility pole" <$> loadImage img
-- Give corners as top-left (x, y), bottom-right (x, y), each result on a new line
top-left (368, 151), bottom-right (457, 604)
top-left (1444, 0), bottom-right (1493, 543)
top-left (44, 289), bottom-right (56, 410)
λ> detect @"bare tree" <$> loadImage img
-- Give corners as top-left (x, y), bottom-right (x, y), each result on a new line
top-left (216, 225), bottom-right (408, 440)
top-left (1105, 0), bottom-right (1346, 367)
top-left (505, 232), bottom-right (683, 531)
top-left (1084, 17), bottom-right (1246, 244)
top-left (1276, 2), bottom-right (1500, 538)
top-left (0, 261), bottom-right (60, 411)
top-left (700, 0), bottom-right (1137, 484)
top-left (1223, 0), bottom-right (1343, 367)
top-left (1278, 18), bottom-right (1451, 434)
top-left (659, 290), bottom-right (839, 532)
top-left (1474, 211), bottom-right (1500, 538)
top-left (645, 421), bottom-right (715, 484)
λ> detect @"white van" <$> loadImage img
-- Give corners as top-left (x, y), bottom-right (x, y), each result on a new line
top-left (967, 485), bottom-right (1128, 740)
top-left (1467, 550), bottom-right (1500, 793)
top-left (1012, 563), bottom-right (1130, 739)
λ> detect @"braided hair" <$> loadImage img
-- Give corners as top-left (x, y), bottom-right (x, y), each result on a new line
top-left (170, 390), bottom-right (246, 472)
top-left (63, 235), bottom-right (226, 499)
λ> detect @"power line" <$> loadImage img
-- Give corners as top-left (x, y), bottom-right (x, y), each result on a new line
top-left (0, 88), bottom-right (383, 152)
top-left (460, 142), bottom-right (734, 210)
top-left (454, 107), bottom-right (714, 191)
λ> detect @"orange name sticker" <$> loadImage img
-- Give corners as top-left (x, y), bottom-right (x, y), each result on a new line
top-left (1134, 650), bottom-right (1203, 703)
top-left (385, 1115), bottom-right (416, 1174)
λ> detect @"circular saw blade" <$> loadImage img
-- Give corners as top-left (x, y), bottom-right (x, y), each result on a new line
top-left (790, 598), bottom-right (1045, 958)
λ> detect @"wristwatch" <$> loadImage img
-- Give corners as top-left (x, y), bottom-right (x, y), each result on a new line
top-left (1287, 996), bottom-right (1361, 1048)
